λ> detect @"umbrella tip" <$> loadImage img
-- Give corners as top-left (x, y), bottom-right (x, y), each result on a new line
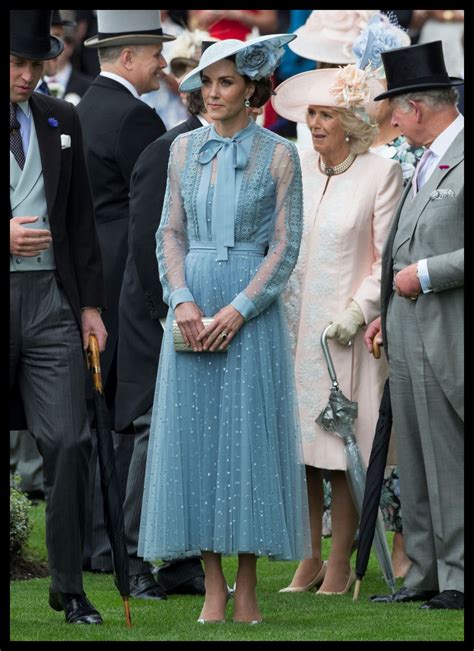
top-left (124, 598), bottom-right (132, 627)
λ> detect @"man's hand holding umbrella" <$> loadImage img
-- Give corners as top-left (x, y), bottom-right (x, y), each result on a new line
top-left (81, 307), bottom-right (108, 351)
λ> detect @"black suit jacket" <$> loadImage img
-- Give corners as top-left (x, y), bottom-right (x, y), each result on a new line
top-left (77, 75), bottom-right (166, 386)
top-left (10, 92), bottom-right (105, 429)
top-left (115, 115), bottom-right (203, 432)
top-left (64, 68), bottom-right (94, 99)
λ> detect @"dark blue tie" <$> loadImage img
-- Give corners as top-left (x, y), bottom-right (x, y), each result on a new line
top-left (36, 79), bottom-right (51, 95)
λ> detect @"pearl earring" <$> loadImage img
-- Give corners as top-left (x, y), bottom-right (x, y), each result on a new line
top-left (244, 98), bottom-right (251, 108)
top-left (345, 133), bottom-right (351, 142)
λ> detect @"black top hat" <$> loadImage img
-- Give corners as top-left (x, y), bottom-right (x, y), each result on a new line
top-left (10, 10), bottom-right (64, 61)
top-left (374, 40), bottom-right (464, 101)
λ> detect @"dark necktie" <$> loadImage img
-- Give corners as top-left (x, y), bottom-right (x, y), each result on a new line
top-left (10, 102), bottom-right (25, 170)
top-left (36, 79), bottom-right (51, 95)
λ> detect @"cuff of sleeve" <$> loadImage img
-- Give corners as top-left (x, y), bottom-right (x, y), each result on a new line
top-left (170, 287), bottom-right (195, 309)
top-left (417, 259), bottom-right (433, 294)
top-left (231, 292), bottom-right (258, 321)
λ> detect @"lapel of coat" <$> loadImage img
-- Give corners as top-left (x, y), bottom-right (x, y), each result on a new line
top-left (29, 93), bottom-right (61, 216)
top-left (382, 180), bottom-right (412, 265)
top-left (407, 129), bottom-right (464, 237)
top-left (10, 116), bottom-right (43, 211)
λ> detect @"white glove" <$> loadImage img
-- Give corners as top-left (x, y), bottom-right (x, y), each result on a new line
top-left (326, 300), bottom-right (365, 346)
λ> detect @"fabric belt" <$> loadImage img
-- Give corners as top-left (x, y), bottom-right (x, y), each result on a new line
top-left (188, 241), bottom-right (265, 255)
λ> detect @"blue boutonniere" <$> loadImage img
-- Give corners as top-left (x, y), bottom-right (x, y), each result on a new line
top-left (48, 117), bottom-right (59, 128)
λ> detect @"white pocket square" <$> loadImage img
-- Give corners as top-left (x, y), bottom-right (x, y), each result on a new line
top-left (430, 188), bottom-right (455, 200)
top-left (60, 134), bottom-right (71, 149)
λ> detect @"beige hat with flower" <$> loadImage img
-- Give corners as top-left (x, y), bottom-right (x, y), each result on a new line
top-left (169, 29), bottom-right (216, 78)
top-left (272, 66), bottom-right (384, 124)
top-left (289, 10), bottom-right (378, 64)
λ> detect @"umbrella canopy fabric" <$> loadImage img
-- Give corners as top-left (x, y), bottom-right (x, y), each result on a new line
top-left (316, 326), bottom-right (395, 596)
top-left (354, 379), bottom-right (395, 597)
top-left (88, 335), bottom-right (132, 627)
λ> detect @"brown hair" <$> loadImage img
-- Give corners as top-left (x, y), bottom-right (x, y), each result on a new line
top-left (225, 54), bottom-right (275, 108)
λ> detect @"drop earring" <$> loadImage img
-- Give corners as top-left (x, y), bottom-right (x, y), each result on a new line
top-left (345, 133), bottom-right (351, 142)
top-left (244, 98), bottom-right (251, 108)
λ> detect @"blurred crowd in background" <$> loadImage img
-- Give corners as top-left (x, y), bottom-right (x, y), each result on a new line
top-left (44, 9), bottom-right (465, 137)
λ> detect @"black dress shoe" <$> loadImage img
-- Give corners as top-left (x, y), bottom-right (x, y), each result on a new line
top-left (164, 575), bottom-right (206, 596)
top-left (153, 557), bottom-right (204, 595)
top-left (420, 590), bottom-right (464, 610)
top-left (370, 586), bottom-right (438, 603)
top-left (129, 572), bottom-right (167, 600)
top-left (49, 589), bottom-right (103, 624)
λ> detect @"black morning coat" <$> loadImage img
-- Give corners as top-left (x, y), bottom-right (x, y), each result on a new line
top-left (10, 92), bottom-right (105, 429)
top-left (115, 115), bottom-right (203, 433)
top-left (77, 75), bottom-right (166, 392)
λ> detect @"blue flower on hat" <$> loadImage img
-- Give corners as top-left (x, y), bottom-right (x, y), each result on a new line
top-left (352, 13), bottom-right (409, 77)
top-left (48, 117), bottom-right (59, 128)
top-left (235, 42), bottom-right (284, 80)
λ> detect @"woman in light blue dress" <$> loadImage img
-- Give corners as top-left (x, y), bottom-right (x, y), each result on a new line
top-left (138, 35), bottom-right (311, 624)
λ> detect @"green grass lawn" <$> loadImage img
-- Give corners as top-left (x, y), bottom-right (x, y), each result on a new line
top-left (10, 502), bottom-right (464, 642)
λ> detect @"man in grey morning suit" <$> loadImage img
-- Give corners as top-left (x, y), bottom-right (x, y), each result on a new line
top-left (365, 41), bottom-right (464, 610)
top-left (10, 10), bottom-right (107, 624)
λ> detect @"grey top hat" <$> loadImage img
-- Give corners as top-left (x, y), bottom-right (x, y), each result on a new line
top-left (84, 10), bottom-right (176, 48)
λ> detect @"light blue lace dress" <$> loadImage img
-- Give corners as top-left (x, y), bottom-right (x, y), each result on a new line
top-left (138, 119), bottom-right (311, 561)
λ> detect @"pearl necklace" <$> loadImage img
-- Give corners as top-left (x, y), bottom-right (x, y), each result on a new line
top-left (319, 152), bottom-right (356, 176)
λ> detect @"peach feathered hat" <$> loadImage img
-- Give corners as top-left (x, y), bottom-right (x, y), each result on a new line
top-left (272, 66), bottom-right (384, 124)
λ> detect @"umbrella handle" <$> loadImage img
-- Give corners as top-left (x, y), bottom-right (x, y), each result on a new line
top-left (87, 334), bottom-right (103, 393)
top-left (320, 324), bottom-right (340, 390)
top-left (372, 338), bottom-right (381, 359)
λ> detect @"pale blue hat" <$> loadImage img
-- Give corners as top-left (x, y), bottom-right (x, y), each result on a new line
top-left (179, 33), bottom-right (296, 92)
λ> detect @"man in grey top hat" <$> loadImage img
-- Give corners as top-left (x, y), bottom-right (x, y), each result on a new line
top-left (365, 40), bottom-right (464, 610)
top-left (10, 9), bottom-right (107, 624)
top-left (77, 10), bottom-right (203, 600)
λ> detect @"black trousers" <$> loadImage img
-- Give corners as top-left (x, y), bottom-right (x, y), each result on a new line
top-left (10, 272), bottom-right (91, 594)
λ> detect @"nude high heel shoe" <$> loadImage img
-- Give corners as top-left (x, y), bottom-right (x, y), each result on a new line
top-left (279, 561), bottom-right (327, 593)
top-left (316, 569), bottom-right (356, 596)
top-left (197, 585), bottom-right (233, 623)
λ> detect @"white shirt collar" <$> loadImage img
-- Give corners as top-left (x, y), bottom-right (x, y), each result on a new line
top-left (429, 114), bottom-right (464, 161)
top-left (99, 71), bottom-right (140, 99)
top-left (197, 114), bottom-right (210, 127)
top-left (17, 100), bottom-right (31, 118)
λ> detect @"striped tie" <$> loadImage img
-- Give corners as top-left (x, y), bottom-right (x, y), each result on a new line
top-left (10, 102), bottom-right (25, 170)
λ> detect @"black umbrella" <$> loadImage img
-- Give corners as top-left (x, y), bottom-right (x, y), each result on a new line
top-left (317, 326), bottom-right (395, 597)
top-left (87, 335), bottom-right (132, 627)
top-left (353, 377), bottom-right (395, 600)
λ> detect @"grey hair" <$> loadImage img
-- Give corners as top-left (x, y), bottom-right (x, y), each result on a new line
top-left (98, 44), bottom-right (144, 64)
top-left (390, 88), bottom-right (459, 112)
top-left (331, 107), bottom-right (379, 154)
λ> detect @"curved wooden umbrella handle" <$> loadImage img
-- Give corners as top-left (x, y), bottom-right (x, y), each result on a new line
top-left (372, 338), bottom-right (381, 360)
top-left (87, 334), bottom-right (103, 392)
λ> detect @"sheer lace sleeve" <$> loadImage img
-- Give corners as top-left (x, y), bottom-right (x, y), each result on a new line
top-left (156, 135), bottom-right (195, 309)
top-left (231, 140), bottom-right (303, 320)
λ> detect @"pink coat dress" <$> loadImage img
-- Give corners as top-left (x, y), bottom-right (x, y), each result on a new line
top-left (284, 149), bottom-right (403, 470)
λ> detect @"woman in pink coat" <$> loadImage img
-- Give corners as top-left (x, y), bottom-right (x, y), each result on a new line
top-left (272, 66), bottom-right (403, 595)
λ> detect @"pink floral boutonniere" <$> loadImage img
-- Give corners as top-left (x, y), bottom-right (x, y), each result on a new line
top-left (439, 165), bottom-right (450, 170)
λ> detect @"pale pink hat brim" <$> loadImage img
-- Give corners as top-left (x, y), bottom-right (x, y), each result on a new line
top-left (272, 68), bottom-right (384, 124)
